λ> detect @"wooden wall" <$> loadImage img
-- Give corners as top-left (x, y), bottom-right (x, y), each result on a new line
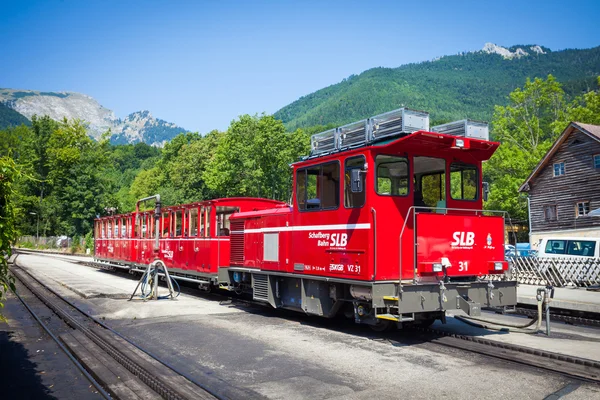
top-left (529, 129), bottom-right (600, 233)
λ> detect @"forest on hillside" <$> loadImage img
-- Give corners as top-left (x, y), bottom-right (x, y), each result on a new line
top-left (1, 75), bottom-right (599, 241)
top-left (275, 47), bottom-right (600, 131)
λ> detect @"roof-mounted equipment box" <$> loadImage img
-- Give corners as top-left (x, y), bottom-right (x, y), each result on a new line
top-left (431, 119), bottom-right (489, 141)
top-left (310, 128), bottom-right (338, 156)
top-left (338, 120), bottom-right (368, 150)
top-left (370, 108), bottom-right (429, 142)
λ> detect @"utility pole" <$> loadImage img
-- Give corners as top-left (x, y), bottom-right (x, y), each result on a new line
top-left (29, 212), bottom-right (39, 243)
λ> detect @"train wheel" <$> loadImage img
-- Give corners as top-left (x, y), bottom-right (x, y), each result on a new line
top-left (369, 319), bottom-right (393, 332)
top-left (415, 318), bottom-right (436, 328)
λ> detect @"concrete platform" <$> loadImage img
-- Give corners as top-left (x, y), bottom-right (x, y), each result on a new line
top-left (13, 253), bottom-right (243, 321)
top-left (518, 284), bottom-right (600, 314)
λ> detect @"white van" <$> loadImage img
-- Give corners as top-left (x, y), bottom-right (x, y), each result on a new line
top-left (538, 237), bottom-right (600, 258)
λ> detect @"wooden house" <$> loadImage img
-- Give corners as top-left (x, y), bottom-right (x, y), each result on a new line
top-left (519, 122), bottom-right (600, 247)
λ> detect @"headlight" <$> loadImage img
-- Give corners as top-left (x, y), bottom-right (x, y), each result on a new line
top-left (433, 263), bottom-right (443, 272)
top-left (494, 262), bottom-right (503, 271)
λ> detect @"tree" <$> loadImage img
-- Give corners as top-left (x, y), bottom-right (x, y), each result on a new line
top-left (485, 75), bottom-right (569, 221)
top-left (0, 157), bottom-right (19, 320)
top-left (203, 115), bottom-right (309, 201)
top-left (568, 76), bottom-right (600, 125)
top-left (46, 119), bottom-right (111, 235)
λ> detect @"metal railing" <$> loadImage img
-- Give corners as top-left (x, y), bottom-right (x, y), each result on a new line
top-left (489, 256), bottom-right (600, 288)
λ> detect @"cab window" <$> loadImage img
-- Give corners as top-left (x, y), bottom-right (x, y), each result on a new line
top-left (375, 155), bottom-right (409, 196)
top-left (450, 163), bottom-right (478, 201)
top-left (345, 156), bottom-right (366, 208)
top-left (414, 156), bottom-right (446, 208)
top-left (296, 162), bottom-right (340, 211)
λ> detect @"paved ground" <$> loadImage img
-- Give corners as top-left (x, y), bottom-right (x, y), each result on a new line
top-left (10, 253), bottom-right (600, 399)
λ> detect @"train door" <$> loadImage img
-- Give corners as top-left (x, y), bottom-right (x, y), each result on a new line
top-left (170, 209), bottom-right (184, 270)
top-left (370, 153), bottom-right (411, 280)
top-left (127, 215), bottom-right (135, 263)
top-left (106, 218), bottom-right (114, 259)
top-left (159, 211), bottom-right (170, 265)
top-left (202, 206), bottom-right (212, 272)
top-left (117, 216), bottom-right (124, 260)
top-left (95, 220), bottom-right (102, 257)
top-left (139, 213), bottom-right (148, 264)
top-left (186, 206), bottom-right (198, 272)
top-left (215, 206), bottom-right (236, 272)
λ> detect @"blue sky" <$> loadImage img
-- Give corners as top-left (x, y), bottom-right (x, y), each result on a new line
top-left (1, 0), bottom-right (599, 133)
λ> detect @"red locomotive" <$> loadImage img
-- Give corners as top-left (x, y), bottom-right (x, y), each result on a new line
top-left (95, 108), bottom-right (517, 329)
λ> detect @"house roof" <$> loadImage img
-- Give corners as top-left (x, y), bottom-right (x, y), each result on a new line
top-left (519, 122), bottom-right (600, 192)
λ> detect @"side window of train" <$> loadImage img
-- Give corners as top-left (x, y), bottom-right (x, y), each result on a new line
top-left (450, 163), bottom-right (478, 201)
top-left (345, 156), bottom-right (366, 208)
top-left (199, 207), bottom-right (205, 237)
top-left (375, 155), bottom-right (409, 196)
top-left (296, 162), bottom-right (340, 211)
top-left (162, 212), bottom-right (169, 237)
top-left (189, 208), bottom-right (198, 237)
top-left (141, 215), bottom-right (148, 238)
top-left (172, 210), bottom-right (183, 237)
top-left (205, 206), bottom-right (212, 237)
top-left (114, 219), bottom-right (119, 237)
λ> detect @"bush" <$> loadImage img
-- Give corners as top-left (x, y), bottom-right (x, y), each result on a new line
top-left (71, 234), bottom-right (81, 254)
top-left (84, 231), bottom-right (94, 255)
top-left (18, 241), bottom-right (35, 249)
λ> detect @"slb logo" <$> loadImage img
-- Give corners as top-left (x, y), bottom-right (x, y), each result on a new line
top-left (451, 232), bottom-right (475, 246)
top-left (330, 233), bottom-right (347, 247)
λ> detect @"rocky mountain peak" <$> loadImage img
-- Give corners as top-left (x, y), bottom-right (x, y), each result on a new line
top-left (0, 89), bottom-right (187, 146)
top-left (481, 43), bottom-right (548, 59)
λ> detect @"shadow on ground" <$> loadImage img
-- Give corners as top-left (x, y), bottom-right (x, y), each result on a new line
top-left (0, 331), bottom-right (57, 400)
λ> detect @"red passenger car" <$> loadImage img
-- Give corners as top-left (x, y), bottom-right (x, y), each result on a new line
top-left (95, 108), bottom-right (517, 329)
top-left (94, 198), bottom-right (285, 285)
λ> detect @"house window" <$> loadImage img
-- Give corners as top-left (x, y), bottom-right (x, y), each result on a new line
top-left (594, 155), bottom-right (600, 169)
top-left (553, 162), bottom-right (565, 177)
top-left (576, 201), bottom-right (590, 217)
top-left (544, 205), bottom-right (557, 221)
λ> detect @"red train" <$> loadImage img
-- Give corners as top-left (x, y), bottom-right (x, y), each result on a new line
top-left (95, 108), bottom-right (517, 329)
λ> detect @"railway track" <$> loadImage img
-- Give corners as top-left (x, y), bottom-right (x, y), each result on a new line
top-left (9, 261), bottom-right (219, 400)
top-left (407, 325), bottom-right (600, 383)
top-left (14, 250), bottom-right (600, 385)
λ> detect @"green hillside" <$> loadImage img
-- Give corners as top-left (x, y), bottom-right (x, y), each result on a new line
top-left (275, 45), bottom-right (600, 130)
top-left (0, 102), bottom-right (30, 128)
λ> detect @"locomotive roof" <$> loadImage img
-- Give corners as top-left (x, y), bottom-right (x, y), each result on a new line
top-left (292, 130), bottom-right (499, 168)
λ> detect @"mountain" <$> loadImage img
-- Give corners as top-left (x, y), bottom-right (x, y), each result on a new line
top-left (0, 89), bottom-right (188, 145)
top-left (0, 102), bottom-right (30, 128)
top-left (275, 44), bottom-right (600, 130)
